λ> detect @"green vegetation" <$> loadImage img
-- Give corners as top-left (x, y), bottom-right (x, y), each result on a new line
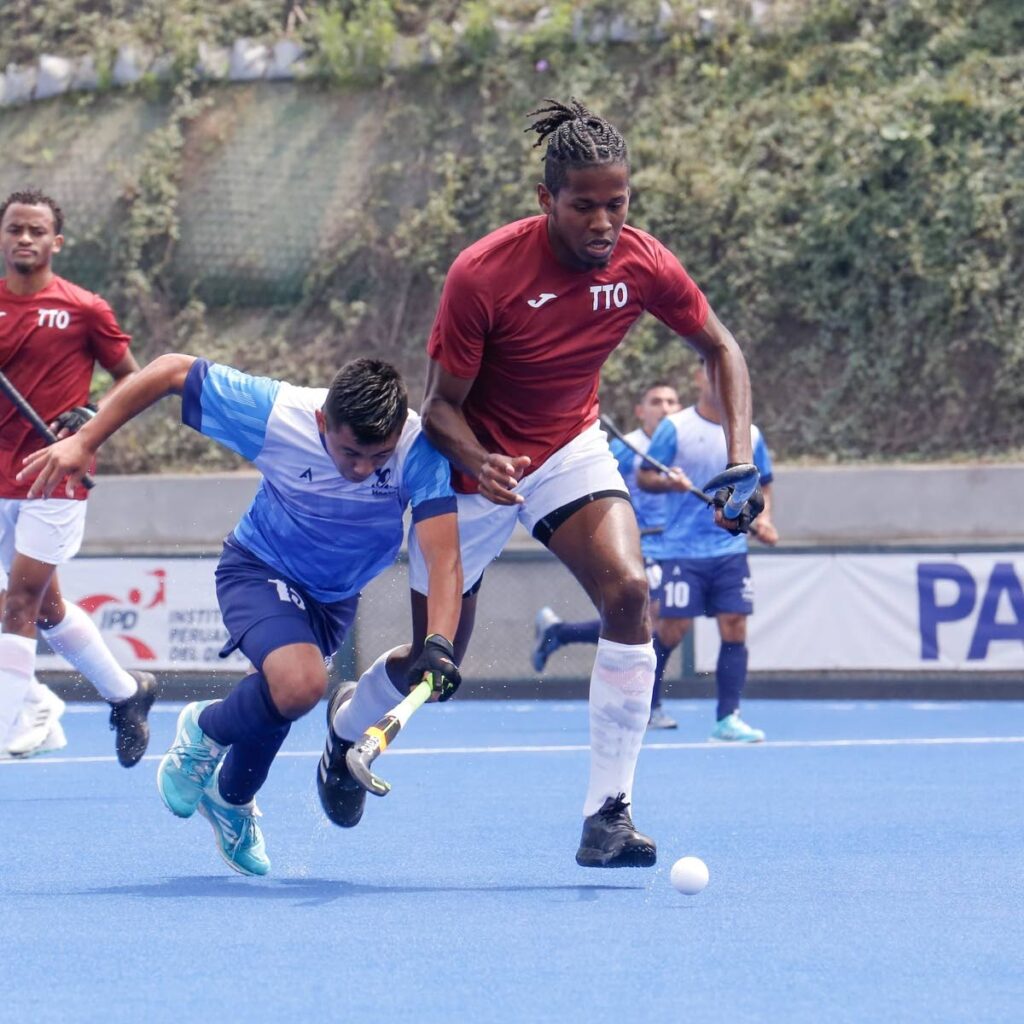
top-left (1, 0), bottom-right (1022, 470)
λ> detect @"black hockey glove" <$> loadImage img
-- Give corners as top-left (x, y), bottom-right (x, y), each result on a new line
top-left (704, 463), bottom-right (764, 536)
top-left (53, 404), bottom-right (97, 435)
top-left (408, 634), bottom-right (461, 702)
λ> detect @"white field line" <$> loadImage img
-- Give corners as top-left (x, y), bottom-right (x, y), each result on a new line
top-left (3, 734), bottom-right (1024, 767)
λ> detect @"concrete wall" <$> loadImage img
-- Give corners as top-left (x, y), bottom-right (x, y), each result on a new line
top-left (80, 463), bottom-right (1024, 555)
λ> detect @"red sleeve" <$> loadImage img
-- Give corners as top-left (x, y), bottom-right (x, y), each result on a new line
top-left (644, 239), bottom-right (710, 337)
top-left (87, 295), bottom-right (132, 371)
top-left (426, 254), bottom-right (492, 379)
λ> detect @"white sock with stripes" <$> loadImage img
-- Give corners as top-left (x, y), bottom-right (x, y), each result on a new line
top-left (41, 602), bottom-right (137, 703)
top-left (583, 638), bottom-right (656, 817)
top-left (333, 647), bottom-right (406, 742)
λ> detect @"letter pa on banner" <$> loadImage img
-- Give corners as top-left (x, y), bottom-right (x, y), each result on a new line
top-left (693, 551), bottom-right (1024, 672)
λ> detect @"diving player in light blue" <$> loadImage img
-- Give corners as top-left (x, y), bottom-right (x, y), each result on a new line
top-left (20, 354), bottom-right (463, 876)
top-left (638, 361), bottom-right (778, 742)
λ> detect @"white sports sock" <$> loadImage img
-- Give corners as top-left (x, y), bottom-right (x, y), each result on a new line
top-left (583, 637), bottom-right (656, 817)
top-left (333, 647), bottom-right (406, 742)
top-left (41, 602), bottom-right (137, 703)
top-left (0, 633), bottom-right (38, 740)
top-left (27, 676), bottom-right (51, 703)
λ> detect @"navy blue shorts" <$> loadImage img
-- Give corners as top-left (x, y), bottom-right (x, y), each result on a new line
top-left (644, 557), bottom-right (662, 601)
top-left (215, 538), bottom-right (359, 670)
top-left (657, 554), bottom-right (753, 619)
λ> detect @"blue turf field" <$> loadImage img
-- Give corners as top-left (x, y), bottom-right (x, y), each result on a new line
top-left (2, 698), bottom-right (1022, 1023)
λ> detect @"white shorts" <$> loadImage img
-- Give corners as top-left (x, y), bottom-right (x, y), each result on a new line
top-left (0, 498), bottom-right (88, 571)
top-left (408, 421), bottom-right (628, 594)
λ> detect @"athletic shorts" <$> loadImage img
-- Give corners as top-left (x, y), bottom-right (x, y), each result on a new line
top-left (408, 421), bottom-right (628, 595)
top-left (0, 498), bottom-right (87, 571)
top-left (215, 537), bottom-right (359, 670)
top-left (657, 553), bottom-right (753, 619)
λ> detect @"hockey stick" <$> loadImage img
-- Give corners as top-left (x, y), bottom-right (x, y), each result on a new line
top-left (0, 369), bottom-right (94, 490)
top-left (600, 414), bottom-right (763, 538)
top-left (345, 676), bottom-right (433, 797)
top-left (600, 414), bottom-right (713, 506)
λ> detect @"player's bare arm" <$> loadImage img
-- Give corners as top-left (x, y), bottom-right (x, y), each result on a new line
top-left (19, 353), bottom-right (197, 498)
top-left (751, 483), bottom-right (778, 545)
top-left (636, 465), bottom-right (693, 494)
top-left (684, 308), bottom-right (753, 466)
top-left (410, 510), bottom-right (464, 701)
top-left (48, 350), bottom-right (143, 440)
top-left (422, 358), bottom-right (530, 506)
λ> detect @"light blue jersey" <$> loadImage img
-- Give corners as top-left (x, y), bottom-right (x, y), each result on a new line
top-left (609, 428), bottom-right (668, 559)
top-left (181, 359), bottom-right (455, 602)
top-left (647, 406), bottom-right (773, 559)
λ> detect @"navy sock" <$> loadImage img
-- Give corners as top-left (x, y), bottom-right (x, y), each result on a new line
top-left (198, 673), bottom-right (293, 804)
top-left (716, 642), bottom-right (748, 721)
top-left (218, 727), bottom-right (291, 805)
top-left (652, 634), bottom-right (675, 708)
top-left (552, 619), bottom-right (601, 646)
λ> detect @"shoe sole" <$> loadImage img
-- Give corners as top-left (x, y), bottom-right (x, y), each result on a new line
top-left (709, 735), bottom-right (765, 743)
top-left (196, 802), bottom-right (270, 877)
top-left (576, 844), bottom-right (658, 868)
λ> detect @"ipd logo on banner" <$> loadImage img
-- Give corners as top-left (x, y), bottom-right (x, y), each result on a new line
top-left (918, 562), bottom-right (1024, 661)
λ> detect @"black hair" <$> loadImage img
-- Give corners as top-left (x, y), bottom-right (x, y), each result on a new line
top-left (525, 98), bottom-right (629, 195)
top-left (0, 189), bottom-right (64, 234)
top-left (323, 358), bottom-right (407, 444)
top-left (639, 381), bottom-right (677, 402)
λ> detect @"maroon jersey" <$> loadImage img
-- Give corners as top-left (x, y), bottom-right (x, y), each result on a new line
top-left (427, 216), bottom-right (709, 493)
top-left (0, 275), bottom-right (130, 499)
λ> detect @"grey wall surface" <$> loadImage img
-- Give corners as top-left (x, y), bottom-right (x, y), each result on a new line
top-left (80, 463), bottom-right (1024, 555)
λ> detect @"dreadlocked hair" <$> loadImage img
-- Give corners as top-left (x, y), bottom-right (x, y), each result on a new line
top-left (0, 189), bottom-right (64, 234)
top-left (525, 98), bottom-right (628, 194)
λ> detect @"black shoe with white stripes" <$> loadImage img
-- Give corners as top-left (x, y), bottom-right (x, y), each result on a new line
top-left (317, 682), bottom-right (366, 828)
top-left (575, 793), bottom-right (657, 868)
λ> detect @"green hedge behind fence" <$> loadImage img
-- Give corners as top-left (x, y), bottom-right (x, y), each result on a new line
top-left (1, 0), bottom-right (1022, 471)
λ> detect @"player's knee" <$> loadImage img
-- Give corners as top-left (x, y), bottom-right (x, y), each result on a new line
top-left (601, 572), bottom-right (649, 623)
top-left (1, 588), bottom-right (43, 631)
top-left (655, 618), bottom-right (683, 648)
top-left (278, 669), bottom-right (329, 717)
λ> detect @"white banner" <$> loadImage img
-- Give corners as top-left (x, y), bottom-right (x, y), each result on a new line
top-left (694, 551), bottom-right (1024, 671)
top-left (36, 558), bottom-right (249, 673)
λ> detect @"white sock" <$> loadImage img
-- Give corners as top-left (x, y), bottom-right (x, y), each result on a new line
top-left (583, 638), bottom-right (656, 817)
top-left (41, 603), bottom-right (137, 703)
top-left (27, 671), bottom-right (50, 704)
top-left (0, 633), bottom-right (38, 739)
top-left (333, 647), bottom-right (406, 742)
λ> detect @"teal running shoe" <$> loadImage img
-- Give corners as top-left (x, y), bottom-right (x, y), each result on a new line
top-left (157, 700), bottom-right (226, 818)
top-left (197, 766), bottom-right (270, 877)
top-left (709, 711), bottom-right (766, 743)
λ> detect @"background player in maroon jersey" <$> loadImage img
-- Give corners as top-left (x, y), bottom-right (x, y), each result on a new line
top-left (328, 100), bottom-right (763, 868)
top-left (0, 190), bottom-right (156, 764)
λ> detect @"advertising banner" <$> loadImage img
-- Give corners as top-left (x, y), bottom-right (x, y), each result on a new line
top-left (35, 558), bottom-right (249, 673)
top-left (694, 551), bottom-right (1024, 671)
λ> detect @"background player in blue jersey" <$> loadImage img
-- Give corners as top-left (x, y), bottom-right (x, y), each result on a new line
top-left (20, 354), bottom-right (463, 876)
top-left (530, 382), bottom-right (684, 728)
top-left (638, 361), bottom-right (778, 741)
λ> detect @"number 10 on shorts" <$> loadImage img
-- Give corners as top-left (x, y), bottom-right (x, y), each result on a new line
top-left (663, 581), bottom-right (690, 609)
